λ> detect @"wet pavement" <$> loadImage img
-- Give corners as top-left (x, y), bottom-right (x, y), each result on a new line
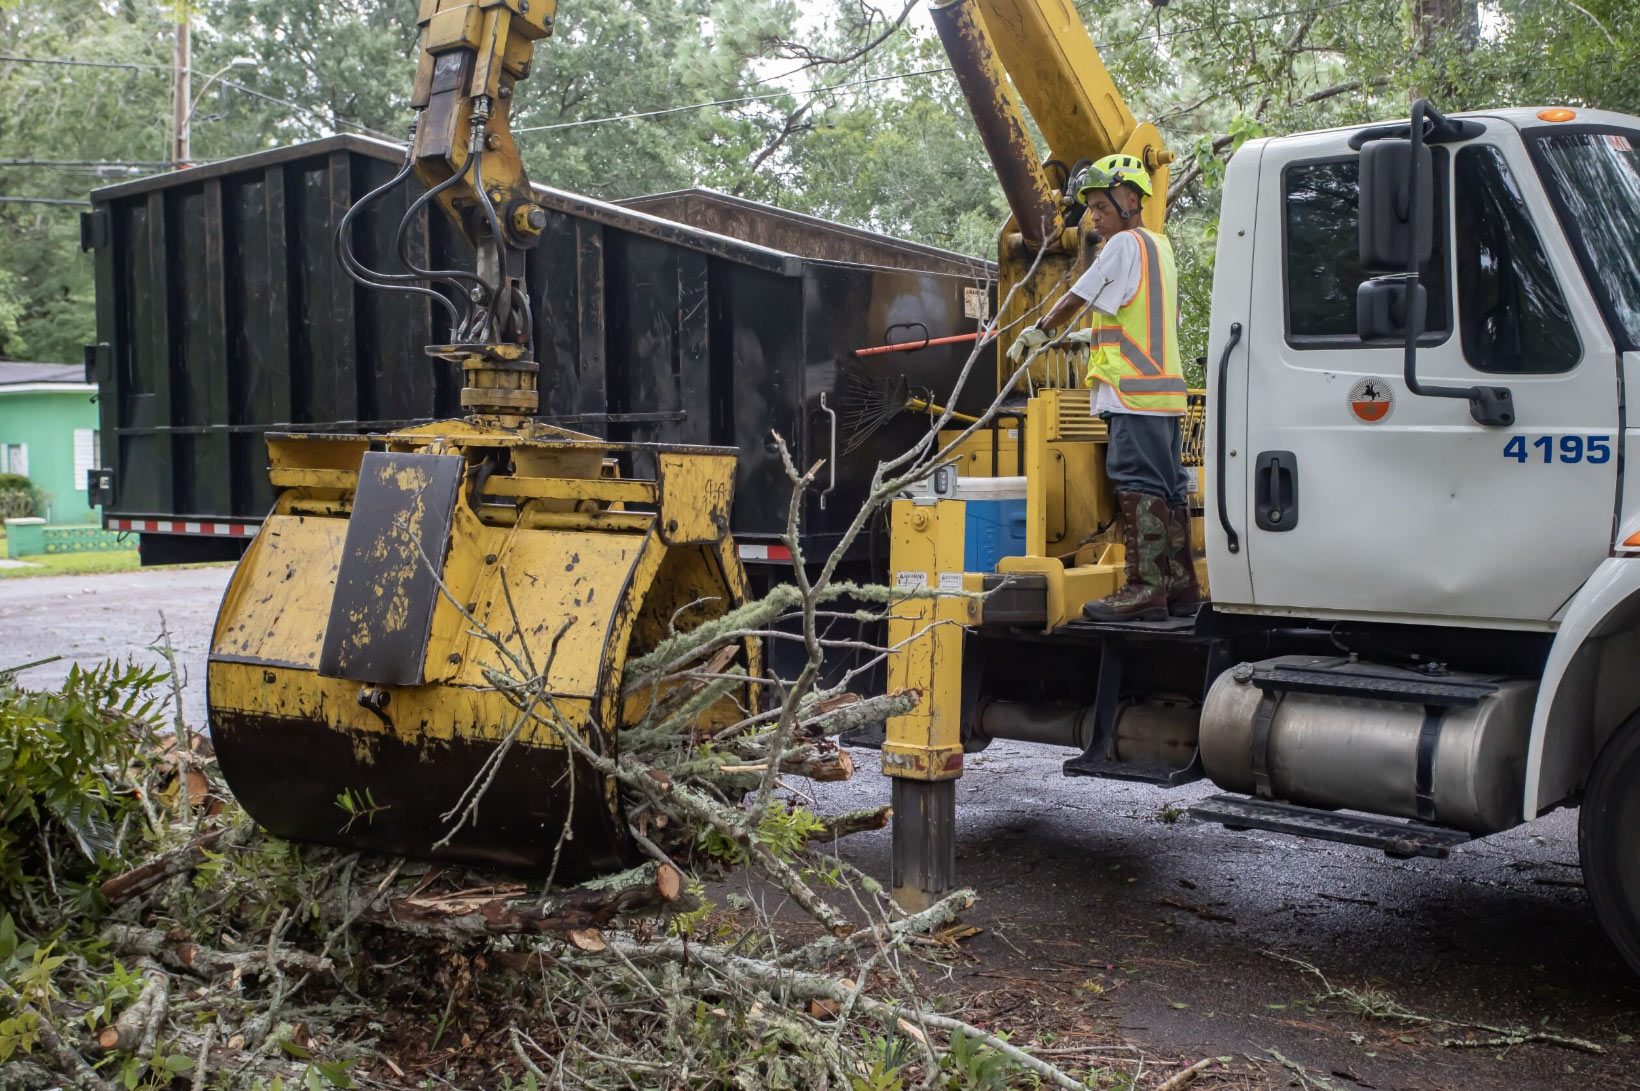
top-left (5, 564), bottom-right (1639, 1089)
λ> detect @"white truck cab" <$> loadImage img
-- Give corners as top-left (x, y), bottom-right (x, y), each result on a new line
top-left (1202, 105), bottom-right (1640, 970)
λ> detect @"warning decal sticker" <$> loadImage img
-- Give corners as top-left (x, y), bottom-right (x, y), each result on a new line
top-left (1348, 377), bottom-right (1394, 424)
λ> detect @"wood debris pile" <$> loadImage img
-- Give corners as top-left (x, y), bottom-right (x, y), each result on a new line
top-left (0, 627), bottom-right (1107, 1091)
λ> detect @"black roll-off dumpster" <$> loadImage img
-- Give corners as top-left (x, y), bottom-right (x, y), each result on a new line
top-left (81, 134), bottom-right (996, 572)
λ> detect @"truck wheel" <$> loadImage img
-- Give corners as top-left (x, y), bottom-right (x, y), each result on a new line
top-left (1580, 711), bottom-right (1640, 977)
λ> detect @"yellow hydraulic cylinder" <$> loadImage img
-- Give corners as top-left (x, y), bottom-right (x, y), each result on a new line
top-left (883, 498), bottom-right (969, 783)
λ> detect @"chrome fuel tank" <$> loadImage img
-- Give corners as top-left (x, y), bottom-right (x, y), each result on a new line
top-left (1200, 660), bottom-right (1536, 834)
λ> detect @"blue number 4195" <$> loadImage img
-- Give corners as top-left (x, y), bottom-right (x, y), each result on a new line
top-left (1504, 435), bottom-right (1611, 464)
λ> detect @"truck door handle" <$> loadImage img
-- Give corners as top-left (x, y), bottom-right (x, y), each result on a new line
top-left (1214, 322), bottom-right (1243, 553)
top-left (1254, 450), bottom-right (1298, 532)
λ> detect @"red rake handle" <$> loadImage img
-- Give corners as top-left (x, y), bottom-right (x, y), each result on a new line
top-left (853, 332), bottom-right (981, 357)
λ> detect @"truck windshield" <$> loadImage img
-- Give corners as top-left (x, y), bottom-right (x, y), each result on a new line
top-left (1532, 129), bottom-right (1640, 347)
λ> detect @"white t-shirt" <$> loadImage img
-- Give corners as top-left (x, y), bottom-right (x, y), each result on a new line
top-left (1068, 231), bottom-right (1144, 416)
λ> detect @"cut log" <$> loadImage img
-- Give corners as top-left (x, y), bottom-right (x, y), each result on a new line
top-left (94, 966), bottom-right (166, 1054)
top-left (808, 805), bottom-right (892, 844)
top-left (721, 747), bottom-right (855, 782)
top-left (800, 688), bottom-right (919, 738)
top-left (779, 746), bottom-right (854, 782)
top-left (349, 862), bottom-right (685, 939)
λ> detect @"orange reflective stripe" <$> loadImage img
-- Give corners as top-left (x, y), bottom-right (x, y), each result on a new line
top-left (1133, 230), bottom-right (1170, 368)
top-left (1089, 328), bottom-right (1162, 376)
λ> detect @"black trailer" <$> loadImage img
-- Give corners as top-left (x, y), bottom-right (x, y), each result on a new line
top-left (81, 135), bottom-right (995, 571)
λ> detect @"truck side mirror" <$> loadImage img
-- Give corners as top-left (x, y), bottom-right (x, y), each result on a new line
top-left (1359, 138), bottom-right (1433, 274)
top-left (1356, 279), bottom-right (1426, 342)
top-left (1352, 101), bottom-right (1513, 427)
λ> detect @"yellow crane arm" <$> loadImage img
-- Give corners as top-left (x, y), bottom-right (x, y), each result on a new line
top-left (974, 0), bottom-right (1171, 225)
top-left (411, 0), bottom-right (553, 250)
top-left (930, 0), bottom-right (1171, 237)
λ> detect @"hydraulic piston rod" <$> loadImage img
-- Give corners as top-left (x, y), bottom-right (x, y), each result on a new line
top-left (929, 0), bottom-right (1063, 248)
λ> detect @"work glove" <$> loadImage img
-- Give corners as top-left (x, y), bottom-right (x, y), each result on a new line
top-left (1006, 324), bottom-right (1049, 363)
top-left (1064, 328), bottom-right (1094, 349)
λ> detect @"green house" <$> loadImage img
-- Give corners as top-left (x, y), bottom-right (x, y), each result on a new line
top-left (0, 361), bottom-right (100, 525)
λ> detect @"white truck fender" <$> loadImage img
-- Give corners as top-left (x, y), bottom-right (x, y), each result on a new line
top-left (1524, 556), bottom-right (1640, 819)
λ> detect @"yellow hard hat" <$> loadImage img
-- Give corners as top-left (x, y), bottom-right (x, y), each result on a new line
top-left (1074, 153), bottom-right (1153, 202)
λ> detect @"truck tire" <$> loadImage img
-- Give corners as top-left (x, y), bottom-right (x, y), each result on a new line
top-left (1580, 710), bottom-right (1640, 977)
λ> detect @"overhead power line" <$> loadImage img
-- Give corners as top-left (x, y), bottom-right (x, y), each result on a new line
top-left (212, 76), bottom-right (402, 142)
top-left (0, 53), bottom-right (401, 143)
top-left (519, 0), bottom-right (1380, 136)
top-left (0, 196), bottom-right (91, 207)
top-left (0, 1), bottom-right (1453, 149)
top-left (512, 66), bottom-right (952, 135)
top-left (0, 53), bottom-right (171, 72)
top-left (0, 159), bottom-right (177, 169)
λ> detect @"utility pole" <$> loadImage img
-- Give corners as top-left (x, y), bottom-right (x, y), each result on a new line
top-left (171, 11), bottom-right (191, 167)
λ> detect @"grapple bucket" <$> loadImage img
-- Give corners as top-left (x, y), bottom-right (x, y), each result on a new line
top-left (208, 421), bottom-right (752, 879)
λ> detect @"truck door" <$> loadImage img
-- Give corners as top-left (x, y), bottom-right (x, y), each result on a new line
top-left (1239, 124), bottom-right (1619, 626)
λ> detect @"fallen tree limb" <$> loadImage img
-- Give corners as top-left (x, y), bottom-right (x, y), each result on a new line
top-left (801, 688), bottom-right (917, 738)
top-left (0, 977), bottom-right (113, 1091)
top-left (779, 745), bottom-right (854, 782)
top-left (134, 965), bottom-right (169, 1064)
top-left (1442, 1029), bottom-right (1606, 1056)
top-left (94, 963), bottom-right (167, 1054)
top-left (608, 935), bottom-right (1096, 1091)
top-left (808, 804), bottom-right (891, 844)
top-left (1155, 1057), bottom-right (1217, 1091)
top-left (0, 1059), bottom-right (65, 1090)
top-left (349, 862), bottom-right (686, 939)
top-left (1266, 948), bottom-right (1608, 1056)
top-left (719, 746), bottom-right (855, 782)
top-left (101, 925), bottom-right (333, 981)
top-left (777, 887), bottom-right (975, 969)
top-left (99, 828), bottom-right (229, 905)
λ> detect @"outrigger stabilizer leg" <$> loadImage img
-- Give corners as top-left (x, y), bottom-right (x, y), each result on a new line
top-left (883, 496), bottom-right (967, 910)
top-left (891, 778), bottom-right (957, 910)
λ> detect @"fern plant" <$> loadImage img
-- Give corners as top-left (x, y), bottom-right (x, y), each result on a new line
top-left (0, 660), bottom-right (167, 933)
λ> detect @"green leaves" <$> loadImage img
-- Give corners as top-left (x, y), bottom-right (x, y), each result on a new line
top-left (0, 659), bottom-right (168, 934)
top-left (0, 1009), bottom-right (41, 1062)
top-left (0, 919), bottom-right (67, 1063)
top-left (695, 799), bottom-right (826, 866)
top-left (941, 1026), bottom-right (1014, 1091)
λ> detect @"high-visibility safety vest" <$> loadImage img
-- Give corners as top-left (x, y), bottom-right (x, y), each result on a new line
top-left (1084, 227), bottom-right (1189, 414)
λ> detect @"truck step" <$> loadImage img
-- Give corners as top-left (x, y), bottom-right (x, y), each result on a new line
top-left (1057, 614), bottom-right (1201, 638)
top-left (1187, 794), bottom-right (1472, 859)
top-left (1062, 755), bottom-right (1202, 786)
top-left (1244, 657), bottom-right (1499, 708)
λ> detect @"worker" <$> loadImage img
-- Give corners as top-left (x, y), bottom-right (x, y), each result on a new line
top-left (1005, 154), bottom-right (1198, 622)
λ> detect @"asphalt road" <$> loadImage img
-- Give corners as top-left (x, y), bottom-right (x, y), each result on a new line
top-left (5, 564), bottom-right (1638, 1089)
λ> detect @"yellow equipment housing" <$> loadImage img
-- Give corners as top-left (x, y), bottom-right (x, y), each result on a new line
top-left (210, 422), bottom-right (754, 876)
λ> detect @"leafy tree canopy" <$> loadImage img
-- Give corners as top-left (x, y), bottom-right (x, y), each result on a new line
top-left (1, 0), bottom-right (1636, 365)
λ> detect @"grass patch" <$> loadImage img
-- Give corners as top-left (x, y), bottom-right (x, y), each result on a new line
top-left (0, 550), bottom-right (141, 578)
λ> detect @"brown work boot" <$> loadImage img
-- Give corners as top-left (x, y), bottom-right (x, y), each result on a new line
top-left (1083, 491), bottom-right (1168, 622)
top-left (1166, 505), bottom-right (1205, 618)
